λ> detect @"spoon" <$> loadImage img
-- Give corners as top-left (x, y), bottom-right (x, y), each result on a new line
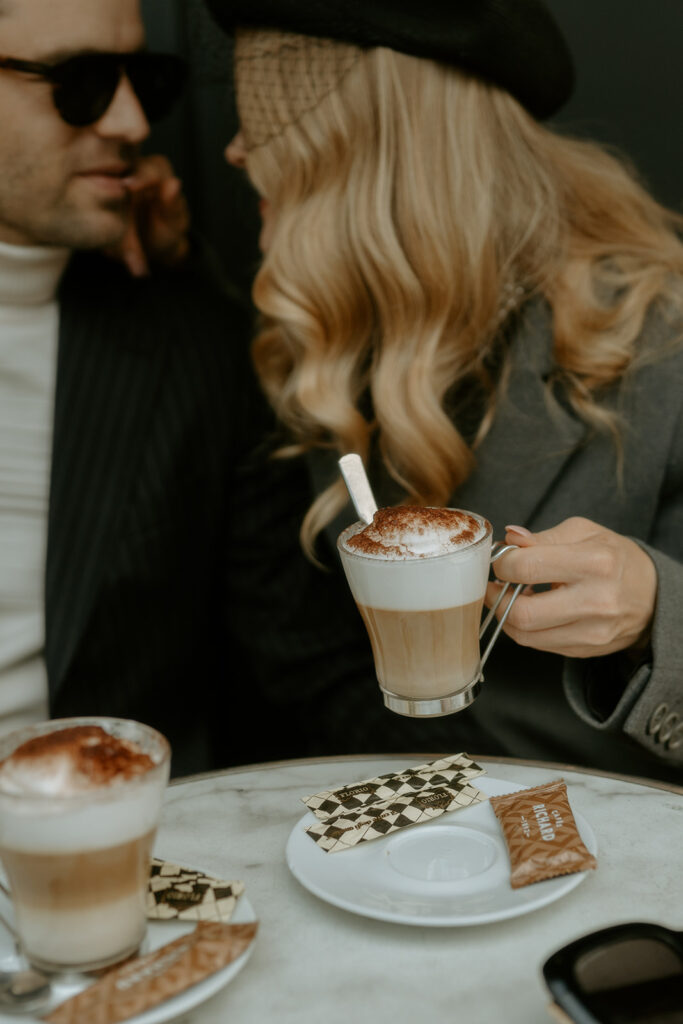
top-left (0, 966), bottom-right (52, 1016)
top-left (338, 454), bottom-right (378, 525)
top-left (0, 909), bottom-right (52, 1015)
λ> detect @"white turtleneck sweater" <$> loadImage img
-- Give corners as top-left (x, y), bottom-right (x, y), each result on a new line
top-left (0, 240), bottom-right (70, 735)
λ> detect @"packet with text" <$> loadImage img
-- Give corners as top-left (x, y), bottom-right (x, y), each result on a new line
top-left (306, 780), bottom-right (487, 852)
top-left (490, 779), bottom-right (597, 888)
top-left (303, 752), bottom-right (485, 820)
top-left (147, 859), bottom-right (244, 922)
top-left (44, 921), bottom-right (258, 1024)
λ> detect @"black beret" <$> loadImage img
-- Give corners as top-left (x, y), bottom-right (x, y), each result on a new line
top-left (204, 0), bottom-right (575, 119)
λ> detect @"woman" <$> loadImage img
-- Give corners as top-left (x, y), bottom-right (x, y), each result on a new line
top-left (208, 0), bottom-right (683, 779)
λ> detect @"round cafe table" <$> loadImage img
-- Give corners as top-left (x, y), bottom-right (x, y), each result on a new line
top-left (158, 755), bottom-right (683, 1024)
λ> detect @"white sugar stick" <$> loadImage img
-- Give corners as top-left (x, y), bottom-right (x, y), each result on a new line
top-left (338, 454), bottom-right (378, 525)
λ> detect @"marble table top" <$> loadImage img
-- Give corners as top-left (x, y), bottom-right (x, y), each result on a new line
top-left (157, 756), bottom-right (683, 1024)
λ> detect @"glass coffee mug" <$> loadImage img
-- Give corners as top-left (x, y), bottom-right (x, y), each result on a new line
top-left (0, 717), bottom-right (170, 973)
top-left (337, 510), bottom-right (522, 717)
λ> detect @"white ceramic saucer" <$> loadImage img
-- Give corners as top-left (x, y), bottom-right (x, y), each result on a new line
top-left (286, 777), bottom-right (597, 926)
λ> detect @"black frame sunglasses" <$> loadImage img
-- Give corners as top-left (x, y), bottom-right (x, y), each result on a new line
top-left (543, 922), bottom-right (683, 1024)
top-left (0, 51), bottom-right (187, 127)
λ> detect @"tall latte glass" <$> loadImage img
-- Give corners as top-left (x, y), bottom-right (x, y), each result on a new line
top-left (338, 507), bottom-right (511, 717)
top-left (0, 717), bottom-right (170, 973)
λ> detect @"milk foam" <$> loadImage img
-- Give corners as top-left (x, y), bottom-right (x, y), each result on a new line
top-left (0, 780), bottom-right (166, 852)
top-left (0, 724), bottom-right (168, 852)
top-left (0, 726), bottom-right (153, 797)
top-left (0, 754), bottom-right (101, 798)
top-left (339, 509), bottom-right (491, 611)
top-left (342, 507), bottom-right (487, 560)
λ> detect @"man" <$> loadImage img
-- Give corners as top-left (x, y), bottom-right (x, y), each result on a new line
top-left (0, 0), bottom-right (280, 775)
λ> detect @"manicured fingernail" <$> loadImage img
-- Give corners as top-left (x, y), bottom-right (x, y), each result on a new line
top-left (505, 524), bottom-right (532, 537)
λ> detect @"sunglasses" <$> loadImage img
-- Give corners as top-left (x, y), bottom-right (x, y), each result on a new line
top-left (543, 922), bottom-right (683, 1024)
top-left (0, 51), bottom-right (187, 127)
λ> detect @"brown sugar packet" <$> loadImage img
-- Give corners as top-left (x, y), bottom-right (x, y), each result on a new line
top-left (44, 921), bottom-right (258, 1024)
top-left (306, 780), bottom-right (487, 853)
top-left (303, 753), bottom-right (485, 820)
top-left (490, 779), bottom-right (597, 889)
top-left (147, 858), bottom-right (244, 922)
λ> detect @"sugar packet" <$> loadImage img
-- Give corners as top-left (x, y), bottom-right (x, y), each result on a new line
top-left (490, 779), bottom-right (597, 888)
top-left (306, 780), bottom-right (487, 853)
top-left (147, 859), bottom-right (244, 922)
top-left (303, 752), bottom-right (485, 820)
top-left (44, 921), bottom-right (258, 1024)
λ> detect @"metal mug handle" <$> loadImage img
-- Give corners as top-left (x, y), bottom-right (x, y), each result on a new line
top-left (478, 543), bottom-right (524, 675)
top-left (0, 878), bottom-right (20, 949)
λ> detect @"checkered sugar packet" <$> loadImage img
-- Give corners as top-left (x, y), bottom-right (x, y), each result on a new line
top-left (147, 859), bottom-right (245, 922)
top-left (305, 780), bottom-right (487, 853)
top-left (303, 752), bottom-right (485, 820)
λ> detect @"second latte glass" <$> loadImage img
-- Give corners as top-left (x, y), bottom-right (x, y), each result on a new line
top-left (338, 509), bottom-right (520, 717)
top-left (0, 717), bottom-right (170, 973)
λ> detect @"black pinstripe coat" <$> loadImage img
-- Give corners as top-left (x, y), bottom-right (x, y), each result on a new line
top-left (45, 252), bottom-right (275, 776)
top-left (43, 252), bottom-right (385, 777)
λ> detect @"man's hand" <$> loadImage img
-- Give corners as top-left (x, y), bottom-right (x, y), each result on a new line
top-left (486, 517), bottom-right (657, 658)
top-left (108, 154), bottom-right (190, 277)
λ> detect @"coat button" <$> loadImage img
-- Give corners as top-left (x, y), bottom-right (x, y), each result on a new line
top-left (648, 703), bottom-right (669, 736)
top-left (665, 720), bottom-right (683, 751)
top-left (658, 712), bottom-right (680, 744)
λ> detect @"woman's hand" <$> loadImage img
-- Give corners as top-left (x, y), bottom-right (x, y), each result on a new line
top-left (106, 154), bottom-right (191, 277)
top-left (486, 517), bottom-right (657, 658)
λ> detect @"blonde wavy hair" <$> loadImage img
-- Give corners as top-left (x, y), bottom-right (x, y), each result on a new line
top-left (236, 32), bottom-right (683, 557)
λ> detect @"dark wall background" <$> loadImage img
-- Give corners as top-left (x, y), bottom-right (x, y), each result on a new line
top-left (141, 0), bottom-right (683, 297)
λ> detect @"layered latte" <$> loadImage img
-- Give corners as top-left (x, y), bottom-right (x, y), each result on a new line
top-left (338, 507), bottom-right (492, 711)
top-left (0, 718), bottom-right (169, 971)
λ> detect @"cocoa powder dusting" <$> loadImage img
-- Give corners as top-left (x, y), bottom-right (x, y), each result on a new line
top-left (10, 726), bottom-right (154, 784)
top-left (347, 506), bottom-right (482, 556)
top-left (347, 534), bottom-right (405, 557)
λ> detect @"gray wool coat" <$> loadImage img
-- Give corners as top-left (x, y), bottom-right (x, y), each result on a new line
top-left (306, 298), bottom-right (683, 783)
